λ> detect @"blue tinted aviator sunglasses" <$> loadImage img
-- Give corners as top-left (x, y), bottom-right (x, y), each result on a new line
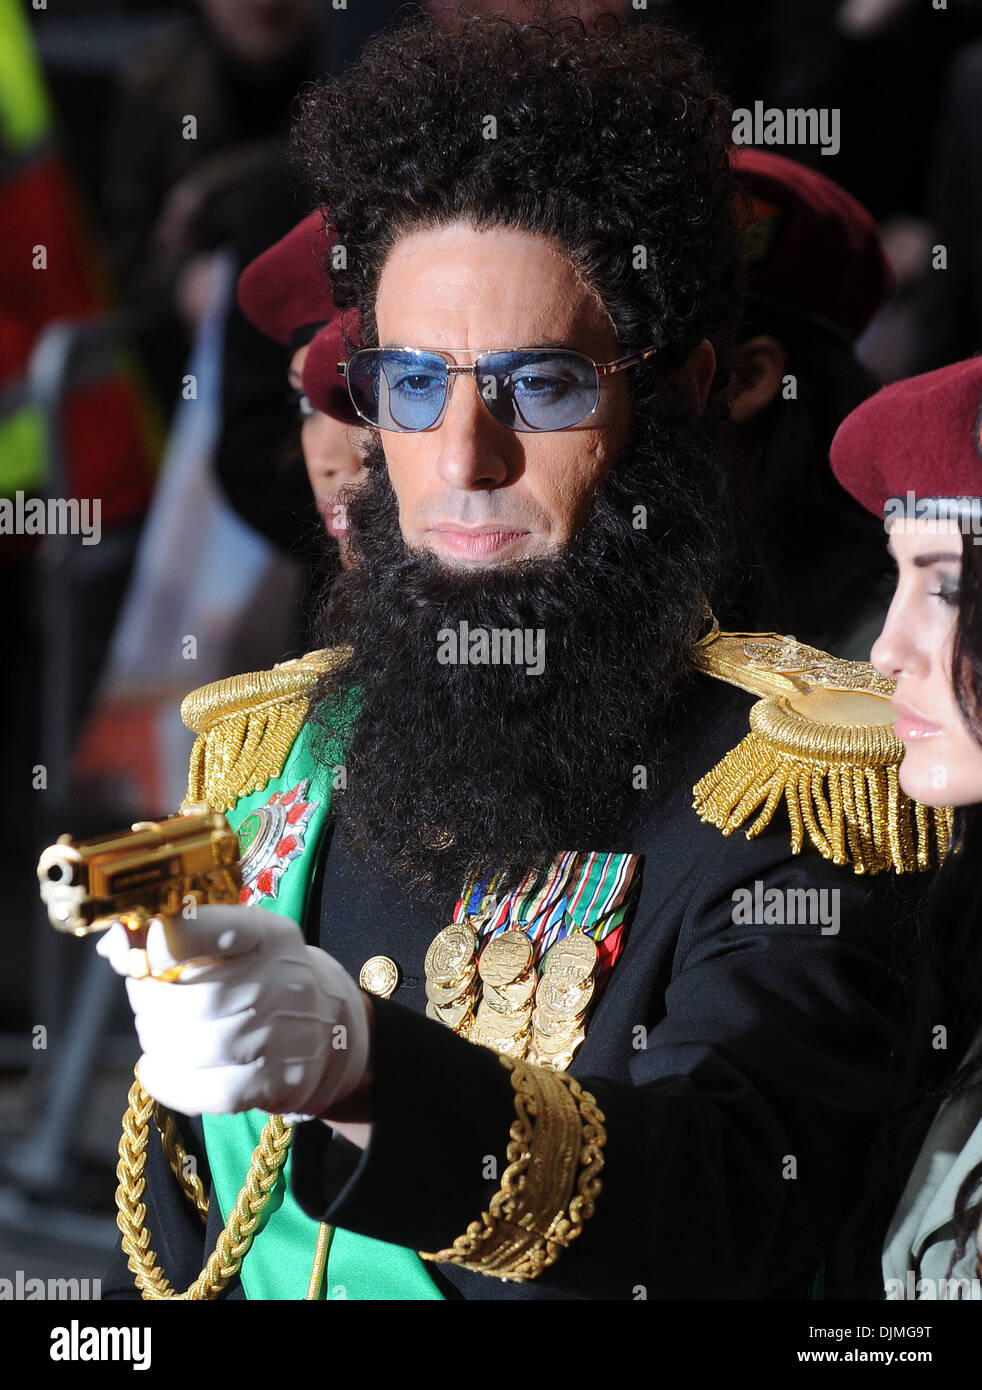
top-left (336, 344), bottom-right (660, 433)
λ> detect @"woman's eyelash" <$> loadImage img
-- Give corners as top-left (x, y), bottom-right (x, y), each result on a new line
top-left (929, 583), bottom-right (961, 606)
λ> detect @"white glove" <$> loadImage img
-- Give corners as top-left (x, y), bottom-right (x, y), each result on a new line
top-left (96, 905), bottom-right (371, 1121)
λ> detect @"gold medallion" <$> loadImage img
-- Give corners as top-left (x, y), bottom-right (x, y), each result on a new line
top-left (492, 1026), bottom-right (534, 1060)
top-left (426, 999), bottom-right (473, 1030)
top-left (536, 975), bottom-right (594, 1019)
top-left (359, 954), bottom-right (400, 999)
top-left (539, 931), bottom-right (598, 986)
top-left (470, 1008), bottom-right (529, 1045)
top-left (528, 1027), bottom-right (586, 1070)
top-left (424, 965), bottom-right (477, 1007)
top-left (478, 930), bottom-right (533, 988)
top-left (424, 922), bottom-right (477, 986)
top-left (482, 972), bottom-right (537, 1014)
top-left (530, 1005), bottom-right (584, 1040)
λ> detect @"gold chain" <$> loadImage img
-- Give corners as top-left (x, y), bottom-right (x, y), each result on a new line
top-left (115, 1065), bottom-right (292, 1300)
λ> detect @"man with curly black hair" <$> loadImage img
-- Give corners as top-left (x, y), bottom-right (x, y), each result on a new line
top-left (98, 14), bottom-right (928, 1303)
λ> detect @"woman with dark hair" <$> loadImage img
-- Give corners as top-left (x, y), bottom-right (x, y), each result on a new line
top-left (831, 354), bottom-right (982, 1298)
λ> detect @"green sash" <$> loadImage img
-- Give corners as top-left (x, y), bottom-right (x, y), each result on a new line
top-left (201, 717), bottom-right (444, 1300)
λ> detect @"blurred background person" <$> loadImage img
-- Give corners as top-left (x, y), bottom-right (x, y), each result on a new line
top-left (234, 209), bottom-right (370, 586)
top-left (905, 36), bottom-right (982, 375)
top-left (0, 0), bottom-right (158, 1036)
top-left (662, 0), bottom-right (982, 386)
top-left (723, 148), bottom-right (895, 658)
top-left (103, 0), bottom-right (320, 410)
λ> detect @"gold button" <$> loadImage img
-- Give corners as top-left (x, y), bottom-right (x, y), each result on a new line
top-left (359, 955), bottom-right (399, 999)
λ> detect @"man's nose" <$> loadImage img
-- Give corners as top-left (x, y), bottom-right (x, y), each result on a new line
top-left (432, 372), bottom-right (517, 489)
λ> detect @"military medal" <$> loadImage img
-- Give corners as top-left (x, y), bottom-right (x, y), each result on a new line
top-left (527, 929), bottom-right (598, 1070)
top-left (470, 1004), bottom-right (532, 1056)
top-left (470, 927), bottom-right (536, 1053)
top-left (425, 998), bottom-right (473, 1030)
top-left (425, 922), bottom-right (478, 984)
top-left (528, 1026), bottom-right (586, 1071)
top-left (422, 853), bottom-right (640, 1069)
top-left (479, 931), bottom-right (533, 987)
top-left (540, 930), bottom-right (598, 983)
top-left (537, 973), bottom-right (594, 1012)
top-left (482, 971), bottom-right (537, 1014)
top-left (424, 920), bottom-right (480, 1035)
top-left (424, 968), bottom-right (477, 1006)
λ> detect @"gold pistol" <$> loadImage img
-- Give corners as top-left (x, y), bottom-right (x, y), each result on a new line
top-left (37, 808), bottom-right (241, 978)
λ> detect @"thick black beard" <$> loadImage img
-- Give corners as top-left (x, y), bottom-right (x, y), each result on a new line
top-left (309, 403), bottom-right (731, 906)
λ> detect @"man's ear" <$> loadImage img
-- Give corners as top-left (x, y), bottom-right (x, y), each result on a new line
top-left (728, 335), bottom-right (788, 424)
top-left (665, 338), bottom-right (717, 412)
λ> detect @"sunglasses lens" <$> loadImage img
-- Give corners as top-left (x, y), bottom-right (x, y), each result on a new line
top-left (346, 349), bottom-right (448, 431)
top-left (479, 351), bottom-right (599, 431)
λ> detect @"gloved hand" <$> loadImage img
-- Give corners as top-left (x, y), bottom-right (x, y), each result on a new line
top-left (96, 905), bottom-right (371, 1121)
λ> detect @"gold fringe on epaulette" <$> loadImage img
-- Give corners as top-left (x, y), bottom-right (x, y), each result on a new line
top-left (185, 697), bottom-right (309, 813)
top-left (693, 698), bottom-right (953, 875)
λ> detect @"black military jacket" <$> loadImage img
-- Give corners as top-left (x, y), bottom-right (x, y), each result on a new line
top-left (103, 670), bottom-right (922, 1300)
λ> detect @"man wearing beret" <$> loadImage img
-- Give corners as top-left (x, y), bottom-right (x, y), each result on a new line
top-left (96, 16), bottom-right (942, 1301)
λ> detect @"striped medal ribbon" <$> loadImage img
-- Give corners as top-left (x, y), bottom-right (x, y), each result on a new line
top-left (446, 850), bottom-right (642, 1067)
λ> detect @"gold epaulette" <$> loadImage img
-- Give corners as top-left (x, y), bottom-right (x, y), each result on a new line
top-left (179, 647), bottom-right (351, 813)
top-left (691, 631), bottom-right (952, 874)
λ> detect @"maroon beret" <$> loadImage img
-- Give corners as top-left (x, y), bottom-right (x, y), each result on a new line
top-left (831, 356), bottom-right (982, 516)
top-left (730, 148), bottom-right (894, 341)
top-left (237, 210), bottom-right (340, 348)
top-left (300, 316), bottom-right (362, 426)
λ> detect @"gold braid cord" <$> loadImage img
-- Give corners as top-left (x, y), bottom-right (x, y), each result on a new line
top-left (115, 1066), bottom-right (292, 1300)
top-left (181, 647), bottom-right (350, 813)
top-left (420, 1056), bottom-right (605, 1281)
top-left (692, 631), bottom-right (953, 875)
top-left (156, 1106), bottom-right (208, 1221)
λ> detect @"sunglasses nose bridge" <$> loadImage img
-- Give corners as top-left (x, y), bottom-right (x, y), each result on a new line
top-left (441, 362), bottom-right (503, 428)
